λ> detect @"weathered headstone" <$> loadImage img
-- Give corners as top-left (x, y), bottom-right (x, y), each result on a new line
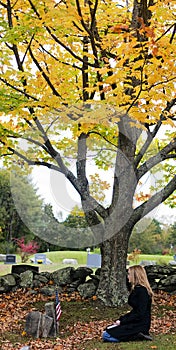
top-left (25, 311), bottom-right (43, 338)
top-left (42, 315), bottom-right (54, 337)
top-left (25, 302), bottom-right (57, 338)
top-left (45, 302), bottom-right (57, 337)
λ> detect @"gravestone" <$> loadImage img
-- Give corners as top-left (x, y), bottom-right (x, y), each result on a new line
top-left (25, 302), bottom-right (57, 338)
top-left (34, 254), bottom-right (47, 264)
top-left (42, 315), bottom-right (54, 337)
top-left (26, 311), bottom-right (43, 338)
top-left (87, 253), bottom-right (101, 268)
top-left (62, 258), bottom-right (78, 265)
top-left (5, 254), bottom-right (16, 264)
top-left (44, 302), bottom-right (57, 337)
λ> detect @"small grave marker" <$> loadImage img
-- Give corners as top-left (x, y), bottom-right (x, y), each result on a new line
top-left (5, 254), bottom-right (16, 264)
top-left (34, 254), bottom-right (47, 264)
top-left (87, 253), bottom-right (101, 268)
top-left (62, 258), bottom-right (78, 265)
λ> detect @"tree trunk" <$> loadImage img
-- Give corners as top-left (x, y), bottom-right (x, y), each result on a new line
top-left (96, 226), bottom-right (130, 306)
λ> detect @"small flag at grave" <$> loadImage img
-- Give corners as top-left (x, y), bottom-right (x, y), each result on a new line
top-left (55, 288), bottom-right (62, 323)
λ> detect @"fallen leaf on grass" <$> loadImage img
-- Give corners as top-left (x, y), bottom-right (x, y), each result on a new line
top-left (0, 290), bottom-right (175, 350)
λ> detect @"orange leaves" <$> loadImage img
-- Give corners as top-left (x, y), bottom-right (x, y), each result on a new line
top-left (0, 302), bottom-right (6, 308)
top-left (138, 18), bottom-right (159, 56)
top-left (0, 0), bottom-right (175, 144)
top-left (135, 192), bottom-right (151, 202)
top-left (54, 345), bottom-right (63, 350)
top-left (151, 291), bottom-right (176, 336)
top-left (111, 24), bottom-right (129, 33)
top-left (139, 18), bottom-right (155, 39)
top-left (0, 289), bottom-right (176, 349)
top-left (148, 40), bottom-right (158, 56)
top-left (4, 295), bottom-right (11, 299)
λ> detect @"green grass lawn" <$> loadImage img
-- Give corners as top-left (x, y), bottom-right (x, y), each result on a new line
top-left (79, 334), bottom-right (176, 350)
top-left (0, 251), bottom-right (174, 276)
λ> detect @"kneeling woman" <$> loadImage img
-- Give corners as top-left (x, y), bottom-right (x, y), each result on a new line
top-left (102, 265), bottom-right (154, 342)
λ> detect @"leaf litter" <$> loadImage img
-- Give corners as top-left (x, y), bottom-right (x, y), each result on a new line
top-left (0, 289), bottom-right (175, 349)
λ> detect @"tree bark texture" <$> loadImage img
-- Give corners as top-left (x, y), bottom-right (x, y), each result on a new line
top-left (96, 227), bottom-right (130, 306)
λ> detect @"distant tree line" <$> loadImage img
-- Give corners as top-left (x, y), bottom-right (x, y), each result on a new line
top-left (129, 218), bottom-right (176, 255)
top-left (0, 168), bottom-right (175, 255)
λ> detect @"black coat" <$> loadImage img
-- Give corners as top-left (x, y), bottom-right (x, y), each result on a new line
top-left (106, 285), bottom-right (152, 341)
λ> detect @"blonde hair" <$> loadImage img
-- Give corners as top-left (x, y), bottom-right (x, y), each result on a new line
top-left (128, 265), bottom-right (154, 302)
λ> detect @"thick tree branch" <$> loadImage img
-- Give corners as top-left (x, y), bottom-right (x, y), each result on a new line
top-left (82, 204), bottom-right (105, 244)
top-left (76, 132), bottom-right (108, 219)
top-left (32, 117), bottom-right (59, 158)
top-left (1, 143), bottom-right (62, 172)
top-left (90, 0), bottom-right (98, 32)
top-left (76, 0), bottom-right (99, 66)
top-left (76, 132), bottom-right (89, 191)
top-left (75, 0), bottom-right (91, 36)
top-left (0, 1), bottom-right (6, 8)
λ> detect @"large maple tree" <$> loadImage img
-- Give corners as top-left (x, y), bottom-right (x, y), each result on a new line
top-left (0, 0), bottom-right (176, 306)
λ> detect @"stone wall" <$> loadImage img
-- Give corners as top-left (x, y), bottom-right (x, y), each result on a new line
top-left (0, 264), bottom-right (176, 298)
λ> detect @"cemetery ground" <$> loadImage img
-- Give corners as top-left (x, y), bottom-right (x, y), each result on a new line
top-left (0, 251), bottom-right (176, 349)
top-left (0, 250), bottom-right (173, 276)
top-left (0, 287), bottom-right (176, 350)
